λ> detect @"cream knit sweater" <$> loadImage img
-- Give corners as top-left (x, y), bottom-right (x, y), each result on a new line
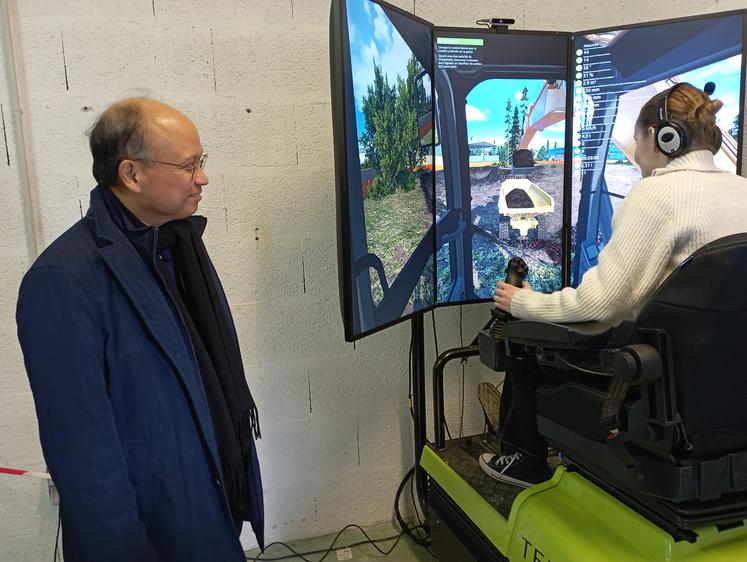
top-left (511, 150), bottom-right (747, 324)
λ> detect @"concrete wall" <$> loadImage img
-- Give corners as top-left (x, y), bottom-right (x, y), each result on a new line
top-left (0, 0), bottom-right (745, 559)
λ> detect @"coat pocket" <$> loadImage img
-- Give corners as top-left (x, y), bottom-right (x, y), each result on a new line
top-left (123, 438), bottom-right (151, 523)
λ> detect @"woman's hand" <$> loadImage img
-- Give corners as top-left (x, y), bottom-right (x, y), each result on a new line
top-left (494, 281), bottom-right (532, 314)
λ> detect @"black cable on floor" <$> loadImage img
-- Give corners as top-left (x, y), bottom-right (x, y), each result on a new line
top-left (394, 467), bottom-right (430, 548)
top-left (458, 305), bottom-right (465, 437)
top-left (245, 524), bottom-right (415, 562)
top-left (245, 524), bottom-right (429, 561)
top-left (246, 467), bottom-right (435, 562)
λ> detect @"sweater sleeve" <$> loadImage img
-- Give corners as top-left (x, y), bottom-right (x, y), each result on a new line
top-left (511, 178), bottom-right (674, 323)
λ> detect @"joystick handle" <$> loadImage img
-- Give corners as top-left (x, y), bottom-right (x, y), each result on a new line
top-left (505, 257), bottom-right (528, 288)
top-left (490, 257), bottom-right (529, 331)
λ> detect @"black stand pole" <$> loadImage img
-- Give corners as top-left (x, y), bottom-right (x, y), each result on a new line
top-left (411, 314), bottom-right (428, 513)
top-left (433, 345), bottom-right (480, 450)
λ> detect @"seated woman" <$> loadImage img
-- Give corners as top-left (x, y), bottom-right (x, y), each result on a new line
top-left (481, 83), bottom-right (747, 488)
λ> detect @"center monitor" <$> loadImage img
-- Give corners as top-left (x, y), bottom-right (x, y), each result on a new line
top-left (433, 29), bottom-right (569, 304)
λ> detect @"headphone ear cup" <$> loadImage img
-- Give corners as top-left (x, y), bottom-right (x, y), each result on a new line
top-left (656, 120), bottom-right (688, 157)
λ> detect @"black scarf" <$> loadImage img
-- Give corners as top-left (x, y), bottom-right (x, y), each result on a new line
top-left (155, 220), bottom-right (260, 521)
top-left (99, 187), bottom-right (259, 521)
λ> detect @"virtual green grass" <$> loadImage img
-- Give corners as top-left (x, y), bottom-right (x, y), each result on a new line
top-left (364, 186), bottom-right (431, 309)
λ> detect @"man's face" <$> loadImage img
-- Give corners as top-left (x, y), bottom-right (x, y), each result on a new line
top-left (132, 108), bottom-right (209, 225)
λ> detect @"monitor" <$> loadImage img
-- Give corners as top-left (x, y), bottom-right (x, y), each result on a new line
top-left (433, 29), bottom-right (569, 304)
top-left (331, 2), bottom-right (746, 341)
top-left (330, 0), bottom-right (435, 340)
top-left (569, 12), bottom-right (746, 286)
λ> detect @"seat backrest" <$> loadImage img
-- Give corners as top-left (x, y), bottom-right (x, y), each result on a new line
top-left (634, 233), bottom-right (747, 455)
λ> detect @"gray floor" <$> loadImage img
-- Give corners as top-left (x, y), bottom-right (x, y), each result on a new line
top-left (245, 522), bottom-right (434, 562)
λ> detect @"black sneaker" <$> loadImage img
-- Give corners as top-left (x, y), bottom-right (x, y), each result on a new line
top-left (478, 452), bottom-right (552, 488)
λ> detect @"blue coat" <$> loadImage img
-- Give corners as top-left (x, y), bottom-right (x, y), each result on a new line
top-left (16, 186), bottom-right (264, 561)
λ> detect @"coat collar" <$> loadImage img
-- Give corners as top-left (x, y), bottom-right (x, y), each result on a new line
top-left (89, 185), bottom-right (207, 246)
top-left (650, 150), bottom-right (726, 177)
top-left (87, 185), bottom-right (223, 479)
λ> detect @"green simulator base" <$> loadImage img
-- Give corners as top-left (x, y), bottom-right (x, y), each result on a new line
top-left (420, 436), bottom-right (747, 561)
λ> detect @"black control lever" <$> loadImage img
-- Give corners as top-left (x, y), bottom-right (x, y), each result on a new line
top-left (491, 257), bottom-right (528, 329)
top-left (478, 257), bottom-right (529, 371)
top-left (504, 256), bottom-right (528, 288)
top-left (470, 257), bottom-right (529, 346)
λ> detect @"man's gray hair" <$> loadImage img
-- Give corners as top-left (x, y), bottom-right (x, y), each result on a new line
top-left (88, 98), bottom-right (151, 187)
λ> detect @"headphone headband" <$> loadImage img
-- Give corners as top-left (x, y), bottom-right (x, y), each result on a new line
top-left (657, 83), bottom-right (685, 128)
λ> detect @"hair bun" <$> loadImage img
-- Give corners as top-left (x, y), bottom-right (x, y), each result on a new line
top-left (694, 99), bottom-right (723, 124)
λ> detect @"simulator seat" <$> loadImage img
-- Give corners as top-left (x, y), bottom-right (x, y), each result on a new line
top-left (502, 233), bottom-right (747, 540)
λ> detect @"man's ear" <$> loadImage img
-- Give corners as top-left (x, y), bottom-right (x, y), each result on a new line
top-left (118, 159), bottom-right (142, 193)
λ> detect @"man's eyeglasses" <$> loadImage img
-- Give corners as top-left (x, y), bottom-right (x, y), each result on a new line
top-left (133, 153), bottom-right (208, 179)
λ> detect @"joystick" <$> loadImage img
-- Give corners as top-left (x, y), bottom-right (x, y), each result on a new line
top-left (504, 257), bottom-right (528, 289)
top-left (490, 257), bottom-right (528, 336)
top-left (479, 257), bottom-right (529, 371)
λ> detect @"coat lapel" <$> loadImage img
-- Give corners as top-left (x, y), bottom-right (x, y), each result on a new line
top-left (89, 188), bottom-right (223, 477)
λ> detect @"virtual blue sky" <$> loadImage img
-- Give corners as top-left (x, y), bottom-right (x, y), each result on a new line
top-left (678, 54), bottom-right (743, 134)
top-left (346, 0), bottom-right (417, 143)
top-left (346, 0), bottom-right (741, 160)
top-left (465, 79), bottom-right (566, 150)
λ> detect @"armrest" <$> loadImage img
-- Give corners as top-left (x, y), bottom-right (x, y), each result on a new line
top-left (503, 320), bottom-right (614, 349)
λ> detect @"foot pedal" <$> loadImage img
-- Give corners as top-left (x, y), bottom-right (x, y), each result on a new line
top-left (477, 382), bottom-right (502, 434)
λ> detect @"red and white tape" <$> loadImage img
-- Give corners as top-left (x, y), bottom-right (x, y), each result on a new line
top-left (0, 466), bottom-right (52, 480)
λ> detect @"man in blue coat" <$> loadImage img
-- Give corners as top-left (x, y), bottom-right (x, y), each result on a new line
top-left (16, 98), bottom-right (264, 561)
